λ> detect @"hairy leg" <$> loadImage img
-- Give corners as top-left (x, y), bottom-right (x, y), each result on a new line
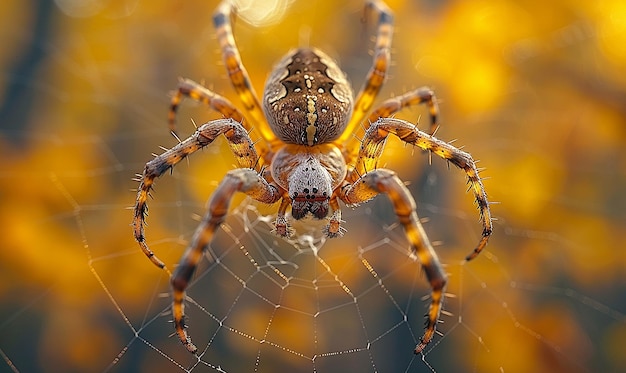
top-left (337, 0), bottom-right (394, 149)
top-left (133, 118), bottom-right (259, 270)
top-left (171, 168), bottom-right (281, 353)
top-left (368, 87), bottom-right (439, 135)
top-left (213, 1), bottom-right (277, 149)
top-left (353, 117), bottom-right (493, 260)
top-left (168, 77), bottom-right (244, 135)
top-left (341, 168), bottom-right (446, 354)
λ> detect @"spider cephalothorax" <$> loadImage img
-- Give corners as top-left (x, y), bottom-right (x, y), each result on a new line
top-left (133, 0), bottom-right (493, 356)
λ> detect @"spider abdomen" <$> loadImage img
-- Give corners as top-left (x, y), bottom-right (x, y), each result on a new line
top-left (263, 48), bottom-right (353, 146)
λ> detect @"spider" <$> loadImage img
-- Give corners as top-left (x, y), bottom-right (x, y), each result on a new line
top-left (133, 0), bottom-right (492, 356)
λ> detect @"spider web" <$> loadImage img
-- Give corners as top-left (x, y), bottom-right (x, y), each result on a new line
top-left (1, 1), bottom-right (625, 372)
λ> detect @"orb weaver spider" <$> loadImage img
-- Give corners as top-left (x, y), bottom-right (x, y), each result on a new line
top-left (132, 0), bottom-right (493, 355)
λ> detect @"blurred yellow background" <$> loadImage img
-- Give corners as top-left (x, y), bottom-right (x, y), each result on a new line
top-left (1, 0), bottom-right (624, 372)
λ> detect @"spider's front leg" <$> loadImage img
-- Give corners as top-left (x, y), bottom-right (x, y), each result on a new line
top-left (354, 117), bottom-right (493, 261)
top-left (340, 169), bottom-right (446, 354)
top-left (132, 118), bottom-right (259, 271)
top-left (271, 196), bottom-right (294, 238)
top-left (213, 0), bottom-right (277, 149)
top-left (171, 168), bottom-right (281, 354)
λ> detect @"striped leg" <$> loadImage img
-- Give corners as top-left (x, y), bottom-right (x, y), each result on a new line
top-left (132, 118), bottom-right (259, 271)
top-left (337, 0), bottom-right (394, 148)
top-left (367, 87), bottom-right (440, 135)
top-left (340, 168), bottom-right (446, 354)
top-left (171, 168), bottom-right (281, 353)
top-left (353, 117), bottom-right (493, 261)
top-left (213, 1), bottom-right (278, 149)
top-left (168, 77), bottom-right (244, 135)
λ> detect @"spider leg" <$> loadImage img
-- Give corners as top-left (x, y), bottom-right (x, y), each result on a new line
top-left (171, 168), bottom-right (281, 354)
top-left (353, 117), bottom-right (493, 261)
top-left (213, 1), bottom-right (278, 149)
top-left (368, 87), bottom-right (439, 135)
top-left (272, 195), bottom-right (294, 238)
top-left (133, 118), bottom-right (259, 270)
top-left (323, 195), bottom-right (345, 238)
top-left (168, 77), bottom-right (244, 134)
top-left (337, 0), bottom-right (393, 146)
top-left (344, 87), bottom-right (440, 164)
top-left (340, 168), bottom-right (446, 354)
